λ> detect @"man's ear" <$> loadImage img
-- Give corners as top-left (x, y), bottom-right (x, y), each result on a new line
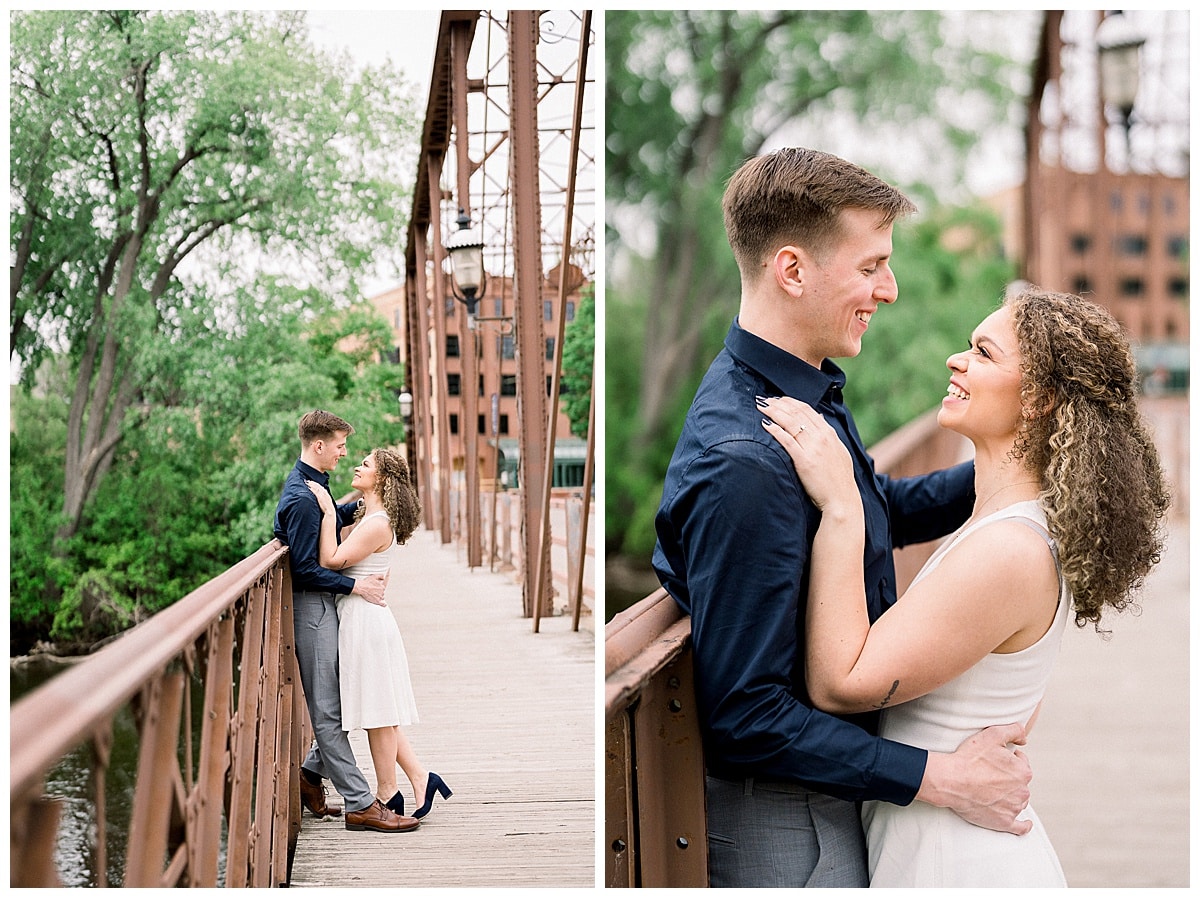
top-left (773, 245), bottom-right (806, 299)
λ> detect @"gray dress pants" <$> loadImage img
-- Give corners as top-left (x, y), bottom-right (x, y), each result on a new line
top-left (706, 775), bottom-right (869, 888)
top-left (293, 589), bottom-right (374, 813)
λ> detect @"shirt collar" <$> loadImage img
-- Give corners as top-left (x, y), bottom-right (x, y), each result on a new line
top-left (296, 458), bottom-right (329, 486)
top-left (725, 317), bottom-right (847, 406)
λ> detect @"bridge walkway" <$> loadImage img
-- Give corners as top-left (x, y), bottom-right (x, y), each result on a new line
top-left (287, 528), bottom-right (596, 888)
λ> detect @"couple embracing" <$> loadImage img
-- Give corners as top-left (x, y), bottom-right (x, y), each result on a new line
top-left (273, 411), bottom-right (452, 833)
top-left (652, 148), bottom-right (1168, 887)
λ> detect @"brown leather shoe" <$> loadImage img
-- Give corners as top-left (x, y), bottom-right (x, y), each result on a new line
top-left (299, 773), bottom-right (341, 817)
top-left (345, 798), bottom-right (420, 833)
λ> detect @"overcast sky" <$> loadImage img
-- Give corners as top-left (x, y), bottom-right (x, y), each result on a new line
top-left (306, 9), bottom-right (442, 94)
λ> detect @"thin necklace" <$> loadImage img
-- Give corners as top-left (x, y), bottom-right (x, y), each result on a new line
top-left (970, 479), bottom-right (1041, 522)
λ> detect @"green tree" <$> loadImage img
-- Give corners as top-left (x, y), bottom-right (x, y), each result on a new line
top-left (559, 285), bottom-right (595, 439)
top-left (605, 10), bottom-right (1030, 565)
top-left (9, 10), bottom-right (418, 546)
top-left (12, 280), bottom-right (407, 650)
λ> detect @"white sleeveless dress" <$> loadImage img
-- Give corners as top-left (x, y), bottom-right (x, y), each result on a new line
top-left (337, 512), bottom-right (420, 730)
top-left (862, 500), bottom-right (1069, 887)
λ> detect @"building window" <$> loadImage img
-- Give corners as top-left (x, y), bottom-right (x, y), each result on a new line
top-left (494, 297), bottom-right (505, 317)
top-left (449, 413), bottom-right (459, 435)
top-left (501, 374), bottom-right (517, 396)
top-left (545, 337), bottom-right (555, 361)
top-left (445, 297), bottom-right (456, 317)
top-left (1168, 277), bottom-right (1188, 298)
top-left (544, 300), bottom-right (554, 321)
top-left (565, 301), bottom-right (576, 322)
top-left (1070, 234), bottom-right (1091, 254)
top-left (499, 414), bottom-right (510, 435)
top-left (1137, 192), bottom-right (1151, 215)
top-left (446, 335), bottom-right (460, 357)
top-left (393, 307), bottom-right (403, 329)
top-left (479, 374), bottom-right (485, 397)
top-left (1167, 236), bottom-right (1188, 259)
top-left (500, 335), bottom-right (515, 360)
top-left (1165, 195), bottom-right (1176, 217)
top-left (1110, 191), bottom-right (1123, 213)
top-left (1116, 234), bottom-right (1148, 256)
top-left (1072, 277), bottom-right (1092, 296)
top-left (447, 373), bottom-right (462, 396)
top-left (1119, 278), bottom-right (1145, 298)
top-left (478, 414), bottom-right (487, 435)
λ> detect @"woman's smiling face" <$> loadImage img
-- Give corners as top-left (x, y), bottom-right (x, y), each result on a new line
top-left (938, 306), bottom-right (1026, 444)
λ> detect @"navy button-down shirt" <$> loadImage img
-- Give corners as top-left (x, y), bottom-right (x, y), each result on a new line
top-left (274, 459), bottom-right (359, 594)
top-left (652, 318), bottom-right (975, 806)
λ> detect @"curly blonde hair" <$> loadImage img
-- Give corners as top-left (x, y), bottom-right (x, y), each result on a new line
top-left (1007, 287), bottom-right (1170, 630)
top-left (354, 448), bottom-right (421, 545)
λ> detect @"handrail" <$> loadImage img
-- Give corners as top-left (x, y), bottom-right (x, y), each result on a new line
top-left (10, 539), bottom-right (309, 887)
top-left (603, 409), bottom-right (971, 888)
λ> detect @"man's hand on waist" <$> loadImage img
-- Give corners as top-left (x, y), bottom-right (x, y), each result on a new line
top-left (352, 573), bottom-right (388, 607)
top-left (915, 722), bottom-right (1033, 836)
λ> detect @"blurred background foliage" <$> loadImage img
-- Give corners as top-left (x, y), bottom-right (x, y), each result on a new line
top-left (605, 10), bottom-right (1035, 615)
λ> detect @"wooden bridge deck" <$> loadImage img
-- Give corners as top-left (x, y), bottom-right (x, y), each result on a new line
top-left (287, 528), bottom-right (596, 888)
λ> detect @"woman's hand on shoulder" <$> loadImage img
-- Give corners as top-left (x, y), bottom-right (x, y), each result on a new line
top-left (306, 480), bottom-right (336, 515)
top-left (758, 395), bottom-right (855, 514)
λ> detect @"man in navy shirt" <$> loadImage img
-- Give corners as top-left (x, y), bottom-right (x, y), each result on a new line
top-left (652, 148), bottom-right (1032, 886)
top-left (274, 409), bottom-right (418, 833)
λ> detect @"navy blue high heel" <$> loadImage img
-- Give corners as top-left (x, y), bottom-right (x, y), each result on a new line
top-left (385, 791), bottom-right (405, 815)
top-left (413, 772), bottom-right (452, 819)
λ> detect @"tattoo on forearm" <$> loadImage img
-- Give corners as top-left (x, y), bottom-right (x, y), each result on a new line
top-left (874, 679), bottom-right (900, 710)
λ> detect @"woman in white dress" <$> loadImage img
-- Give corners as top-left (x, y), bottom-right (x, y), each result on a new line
top-left (307, 447), bottom-right (452, 820)
top-left (761, 287), bottom-right (1168, 886)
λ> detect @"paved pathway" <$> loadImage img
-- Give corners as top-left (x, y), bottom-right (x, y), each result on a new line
top-left (1025, 398), bottom-right (1189, 887)
top-left (288, 528), bottom-right (596, 888)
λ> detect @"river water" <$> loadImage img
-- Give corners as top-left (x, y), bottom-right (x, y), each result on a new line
top-left (13, 661), bottom-right (139, 887)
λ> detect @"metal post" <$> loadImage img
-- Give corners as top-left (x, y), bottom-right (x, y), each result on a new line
top-left (427, 153), bottom-right (454, 543)
top-left (508, 10), bottom-right (550, 617)
top-left (532, 9), bottom-right (590, 632)
top-left (452, 20), bottom-right (482, 567)
top-left (409, 244), bottom-right (436, 529)
top-left (571, 362), bottom-right (595, 632)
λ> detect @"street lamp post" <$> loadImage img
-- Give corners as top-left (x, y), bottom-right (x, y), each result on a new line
top-left (445, 208), bottom-right (486, 324)
top-left (397, 390), bottom-right (416, 491)
top-left (1097, 11), bottom-right (1144, 170)
top-left (445, 209), bottom-right (485, 567)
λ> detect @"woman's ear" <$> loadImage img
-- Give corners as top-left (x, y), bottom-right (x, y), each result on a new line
top-left (773, 245), bottom-right (806, 299)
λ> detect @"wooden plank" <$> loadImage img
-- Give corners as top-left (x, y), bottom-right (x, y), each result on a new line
top-left (288, 529), bottom-right (596, 888)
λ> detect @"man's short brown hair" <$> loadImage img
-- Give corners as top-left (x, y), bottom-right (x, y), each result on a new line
top-left (722, 147), bottom-right (916, 276)
top-left (298, 410), bottom-right (354, 446)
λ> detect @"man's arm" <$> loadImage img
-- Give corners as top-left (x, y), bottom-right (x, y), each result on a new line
top-left (278, 486), bottom-right (356, 595)
top-left (881, 460), bottom-right (975, 549)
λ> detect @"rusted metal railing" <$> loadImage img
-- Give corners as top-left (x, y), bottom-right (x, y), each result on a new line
top-left (603, 409), bottom-right (971, 887)
top-left (443, 485), bottom-right (597, 627)
top-left (10, 540), bottom-right (309, 887)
